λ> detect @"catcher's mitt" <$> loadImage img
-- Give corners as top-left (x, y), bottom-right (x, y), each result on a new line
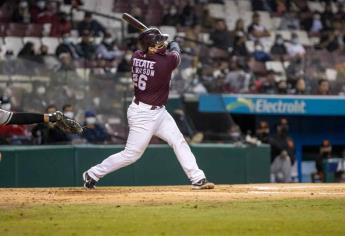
top-left (51, 111), bottom-right (83, 134)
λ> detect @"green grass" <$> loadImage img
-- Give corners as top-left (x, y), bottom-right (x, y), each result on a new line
top-left (1, 199), bottom-right (345, 236)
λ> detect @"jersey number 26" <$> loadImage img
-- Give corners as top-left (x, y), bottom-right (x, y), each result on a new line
top-left (133, 74), bottom-right (147, 91)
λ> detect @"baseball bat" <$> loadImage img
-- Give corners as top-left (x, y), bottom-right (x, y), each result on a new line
top-left (122, 13), bottom-right (148, 32)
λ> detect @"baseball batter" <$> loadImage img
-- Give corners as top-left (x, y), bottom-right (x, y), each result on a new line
top-left (83, 28), bottom-right (214, 190)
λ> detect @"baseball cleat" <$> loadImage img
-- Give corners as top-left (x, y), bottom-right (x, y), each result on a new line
top-left (191, 178), bottom-right (215, 190)
top-left (83, 171), bottom-right (97, 189)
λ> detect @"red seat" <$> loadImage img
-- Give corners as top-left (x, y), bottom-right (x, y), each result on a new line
top-left (6, 23), bottom-right (27, 36)
top-left (26, 24), bottom-right (44, 37)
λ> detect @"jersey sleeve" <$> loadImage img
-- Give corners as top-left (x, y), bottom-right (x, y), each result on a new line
top-left (167, 51), bottom-right (181, 70)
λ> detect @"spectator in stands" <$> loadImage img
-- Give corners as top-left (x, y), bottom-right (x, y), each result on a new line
top-left (62, 104), bottom-right (74, 119)
top-left (232, 19), bottom-right (249, 56)
top-left (162, 5), bottom-right (180, 26)
top-left (57, 53), bottom-right (75, 71)
top-left (210, 19), bottom-right (232, 51)
top-left (247, 12), bottom-right (271, 43)
top-left (225, 59), bottom-right (251, 93)
top-left (339, 85), bottom-right (345, 96)
top-left (56, 33), bottom-right (81, 59)
top-left (279, 11), bottom-right (300, 30)
top-left (286, 33), bottom-right (306, 59)
top-left (309, 12), bottom-right (323, 34)
top-left (36, 44), bottom-right (60, 70)
top-left (96, 33), bottom-right (123, 61)
top-left (318, 26), bottom-right (345, 52)
top-left (256, 120), bottom-right (270, 144)
top-left (200, 8), bottom-right (213, 30)
top-left (62, 104), bottom-right (82, 143)
top-left (12, 0), bottom-right (31, 23)
top-left (292, 78), bottom-right (307, 95)
top-left (316, 79), bottom-right (331, 95)
top-left (35, 1), bottom-right (59, 24)
top-left (77, 30), bottom-right (97, 60)
top-left (335, 2), bottom-right (345, 22)
top-left (260, 70), bottom-right (278, 94)
top-left (117, 50), bottom-right (132, 73)
top-left (184, 24), bottom-right (203, 52)
top-left (77, 12), bottom-right (106, 37)
top-left (81, 111), bottom-right (110, 144)
top-left (31, 105), bottom-right (71, 144)
top-left (50, 12), bottom-right (72, 37)
top-left (252, 40), bottom-right (271, 62)
top-left (18, 42), bottom-right (38, 62)
top-left (180, 3), bottom-right (199, 27)
top-left (312, 139), bottom-right (333, 182)
top-left (276, 80), bottom-right (288, 94)
top-left (30, 0), bottom-right (47, 23)
top-left (321, 2), bottom-right (334, 31)
top-left (270, 34), bottom-right (287, 59)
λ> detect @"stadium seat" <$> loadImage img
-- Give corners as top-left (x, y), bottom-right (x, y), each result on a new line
top-left (41, 37), bottom-right (60, 54)
top-left (95, 0), bottom-right (114, 14)
top-left (26, 24), bottom-right (44, 37)
top-left (307, 1), bottom-right (324, 12)
top-left (60, 5), bottom-right (72, 14)
top-left (237, 0), bottom-right (252, 11)
top-left (4, 37), bottom-right (23, 56)
top-left (82, 0), bottom-right (97, 11)
top-left (6, 23), bottom-right (27, 37)
top-left (207, 3), bottom-right (226, 19)
top-left (266, 61), bottom-right (285, 74)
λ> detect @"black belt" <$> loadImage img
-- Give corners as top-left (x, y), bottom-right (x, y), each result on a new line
top-left (134, 98), bottom-right (163, 110)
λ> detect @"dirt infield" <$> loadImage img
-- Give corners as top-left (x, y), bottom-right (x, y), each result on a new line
top-left (1, 183), bottom-right (345, 207)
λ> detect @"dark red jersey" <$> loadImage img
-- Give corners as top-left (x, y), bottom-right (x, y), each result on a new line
top-left (131, 49), bottom-right (180, 106)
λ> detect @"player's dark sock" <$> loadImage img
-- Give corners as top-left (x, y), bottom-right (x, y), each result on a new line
top-left (8, 112), bottom-right (45, 125)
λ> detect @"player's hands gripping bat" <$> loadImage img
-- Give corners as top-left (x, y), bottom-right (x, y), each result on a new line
top-left (51, 111), bottom-right (83, 134)
top-left (122, 13), bottom-right (148, 32)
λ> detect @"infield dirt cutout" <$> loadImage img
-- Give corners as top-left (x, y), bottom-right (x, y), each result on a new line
top-left (1, 183), bottom-right (345, 207)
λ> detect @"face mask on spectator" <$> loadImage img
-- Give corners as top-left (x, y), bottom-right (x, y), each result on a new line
top-left (1, 103), bottom-right (11, 111)
top-left (86, 117), bottom-right (97, 125)
top-left (64, 111), bottom-right (74, 119)
top-left (313, 14), bottom-right (321, 20)
top-left (125, 53), bottom-right (132, 62)
top-left (19, 1), bottom-right (28, 8)
top-left (63, 37), bottom-right (71, 44)
top-left (37, 86), bottom-right (46, 95)
top-left (37, 1), bottom-right (46, 9)
top-left (170, 8), bottom-right (177, 15)
top-left (104, 38), bottom-right (113, 44)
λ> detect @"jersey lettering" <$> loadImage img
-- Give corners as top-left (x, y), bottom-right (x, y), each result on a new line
top-left (132, 58), bottom-right (156, 91)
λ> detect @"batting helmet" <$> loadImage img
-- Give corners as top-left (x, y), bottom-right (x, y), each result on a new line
top-left (138, 28), bottom-right (169, 51)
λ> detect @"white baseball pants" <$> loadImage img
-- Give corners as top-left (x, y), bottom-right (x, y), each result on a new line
top-left (87, 100), bottom-right (206, 184)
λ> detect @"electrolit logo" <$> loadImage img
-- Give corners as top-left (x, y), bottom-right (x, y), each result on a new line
top-left (226, 97), bottom-right (306, 114)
